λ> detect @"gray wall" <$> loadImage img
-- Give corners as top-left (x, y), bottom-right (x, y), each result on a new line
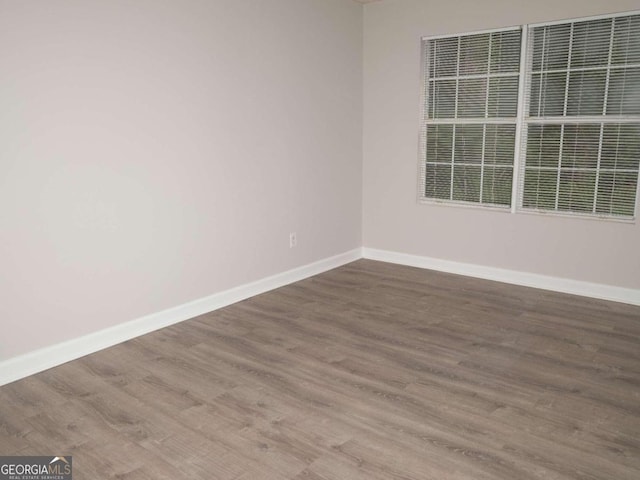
top-left (363, 0), bottom-right (640, 289)
top-left (0, 0), bottom-right (363, 360)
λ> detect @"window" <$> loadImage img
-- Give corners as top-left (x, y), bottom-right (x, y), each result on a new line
top-left (419, 12), bottom-right (640, 220)
top-left (521, 15), bottom-right (640, 217)
top-left (420, 29), bottom-right (522, 207)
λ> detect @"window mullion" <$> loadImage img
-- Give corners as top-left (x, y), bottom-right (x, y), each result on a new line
top-left (522, 115), bottom-right (640, 123)
top-left (480, 125), bottom-right (487, 203)
top-left (511, 24), bottom-right (529, 213)
top-left (450, 124), bottom-right (456, 201)
top-left (426, 117), bottom-right (519, 124)
top-left (450, 38), bottom-right (461, 201)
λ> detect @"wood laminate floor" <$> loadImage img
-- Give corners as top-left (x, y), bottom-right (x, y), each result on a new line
top-left (1, 259), bottom-right (640, 479)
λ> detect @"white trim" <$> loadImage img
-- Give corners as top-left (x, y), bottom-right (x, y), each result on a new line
top-left (429, 71), bottom-right (520, 82)
top-left (3, 245), bottom-right (638, 387)
top-left (426, 117), bottom-right (518, 125)
top-left (515, 207), bottom-right (636, 223)
top-left (512, 24), bottom-right (529, 213)
top-left (0, 248), bottom-right (362, 387)
top-left (422, 25), bottom-right (521, 41)
top-left (417, 36), bottom-right (430, 204)
top-left (530, 62), bottom-right (640, 75)
top-left (362, 248), bottom-right (640, 306)
top-left (418, 197), bottom-right (511, 212)
top-left (523, 116), bottom-right (640, 124)
top-left (527, 9), bottom-right (640, 29)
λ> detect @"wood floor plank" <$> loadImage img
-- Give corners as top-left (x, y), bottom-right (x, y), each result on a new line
top-left (1, 259), bottom-right (639, 479)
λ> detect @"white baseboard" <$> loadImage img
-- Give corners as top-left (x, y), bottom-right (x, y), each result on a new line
top-left (3, 246), bottom-right (636, 387)
top-left (0, 248), bottom-right (362, 387)
top-left (362, 247), bottom-right (640, 307)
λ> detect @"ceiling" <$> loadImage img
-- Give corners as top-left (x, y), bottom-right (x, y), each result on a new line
top-left (351, 0), bottom-right (384, 4)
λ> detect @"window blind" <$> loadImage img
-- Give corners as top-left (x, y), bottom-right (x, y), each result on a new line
top-left (520, 14), bottom-right (640, 218)
top-left (420, 29), bottom-right (522, 207)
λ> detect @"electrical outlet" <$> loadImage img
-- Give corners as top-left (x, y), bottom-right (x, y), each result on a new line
top-left (289, 232), bottom-right (297, 248)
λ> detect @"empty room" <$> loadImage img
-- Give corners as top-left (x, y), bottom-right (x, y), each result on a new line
top-left (1, 0), bottom-right (639, 479)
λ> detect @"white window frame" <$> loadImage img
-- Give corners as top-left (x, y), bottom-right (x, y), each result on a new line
top-left (418, 25), bottom-right (523, 211)
top-left (418, 10), bottom-right (640, 222)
